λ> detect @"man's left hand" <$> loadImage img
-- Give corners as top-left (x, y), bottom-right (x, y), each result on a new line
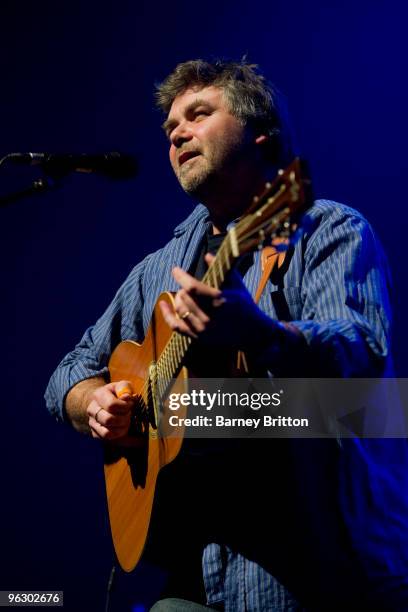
top-left (158, 253), bottom-right (276, 350)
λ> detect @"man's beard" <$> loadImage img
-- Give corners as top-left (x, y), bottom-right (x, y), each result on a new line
top-left (176, 136), bottom-right (248, 200)
top-left (177, 156), bottom-right (215, 199)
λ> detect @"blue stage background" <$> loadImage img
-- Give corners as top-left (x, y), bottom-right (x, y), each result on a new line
top-left (1, 1), bottom-right (407, 610)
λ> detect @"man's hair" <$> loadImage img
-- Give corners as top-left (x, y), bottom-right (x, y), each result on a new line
top-left (155, 58), bottom-right (296, 167)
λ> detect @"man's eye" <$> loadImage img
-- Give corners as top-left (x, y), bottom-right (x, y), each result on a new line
top-left (194, 110), bottom-right (209, 120)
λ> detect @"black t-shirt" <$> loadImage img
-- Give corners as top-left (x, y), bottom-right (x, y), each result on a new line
top-left (189, 226), bottom-right (253, 280)
top-left (189, 228), bottom-right (227, 279)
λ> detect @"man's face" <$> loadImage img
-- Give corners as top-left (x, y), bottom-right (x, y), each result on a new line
top-left (164, 86), bottom-right (254, 198)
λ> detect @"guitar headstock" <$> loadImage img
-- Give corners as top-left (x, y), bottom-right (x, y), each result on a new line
top-left (234, 158), bottom-right (312, 255)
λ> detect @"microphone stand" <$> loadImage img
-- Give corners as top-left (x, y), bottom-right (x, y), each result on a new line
top-left (0, 153), bottom-right (59, 207)
top-left (0, 150), bottom-right (138, 207)
top-left (0, 176), bottom-right (56, 208)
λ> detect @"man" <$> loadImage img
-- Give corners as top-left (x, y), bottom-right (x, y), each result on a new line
top-left (45, 60), bottom-right (406, 611)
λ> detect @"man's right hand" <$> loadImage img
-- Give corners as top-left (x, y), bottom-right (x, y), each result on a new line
top-left (86, 380), bottom-right (135, 441)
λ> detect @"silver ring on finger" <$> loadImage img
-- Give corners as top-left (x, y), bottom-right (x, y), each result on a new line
top-left (180, 310), bottom-right (191, 320)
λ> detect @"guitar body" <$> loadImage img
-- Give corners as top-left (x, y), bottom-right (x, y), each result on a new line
top-left (105, 292), bottom-right (187, 572)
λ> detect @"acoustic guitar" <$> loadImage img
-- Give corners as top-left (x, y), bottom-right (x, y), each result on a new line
top-left (105, 158), bottom-right (311, 571)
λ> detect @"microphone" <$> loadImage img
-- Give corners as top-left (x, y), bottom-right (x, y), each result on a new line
top-left (5, 152), bottom-right (138, 179)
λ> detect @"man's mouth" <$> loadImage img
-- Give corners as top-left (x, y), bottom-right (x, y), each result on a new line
top-left (178, 151), bottom-right (200, 166)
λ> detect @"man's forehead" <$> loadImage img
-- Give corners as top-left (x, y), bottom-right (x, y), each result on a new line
top-left (168, 85), bottom-right (226, 118)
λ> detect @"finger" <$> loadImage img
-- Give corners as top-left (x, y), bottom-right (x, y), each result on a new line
top-left (88, 403), bottom-right (130, 439)
top-left (212, 296), bottom-right (227, 308)
top-left (89, 416), bottom-right (130, 440)
top-left (88, 396), bottom-right (131, 429)
top-left (93, 385), bottom-right (133, 413)
top-left (115, 380), bottom-right (134, 400)
top-left (178, 287), bottom-right (226, 315)
top-left (174, 289), bottom-right (210, 326)
top-left (87, 399), bottom-right (104, 420)
top-left (159, 300), bottom-right (198, 338)
top-left (172, 266), bottom-right (221, 298)
top-left (105, 380), bottom-right (134, 398)
top-left (204, 252), bottom-right (215, 265)
top-left (89, 413), bottom-right (109, 438)
top-left (93, 406), bottom-right (131, 429)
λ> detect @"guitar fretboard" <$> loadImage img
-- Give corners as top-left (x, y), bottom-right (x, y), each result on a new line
top-left (155, 233), bottom-right (240, 399)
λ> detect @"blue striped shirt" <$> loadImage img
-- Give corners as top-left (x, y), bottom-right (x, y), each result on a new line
top-left (45, 199), bottom-right (396, 610)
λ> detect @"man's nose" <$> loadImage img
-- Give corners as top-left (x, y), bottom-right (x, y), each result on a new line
top-left (170, 121), bottom-right (193, 147)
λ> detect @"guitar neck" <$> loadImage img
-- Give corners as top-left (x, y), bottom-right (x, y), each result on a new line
top-left (155, 232), bottom-right (240, 398)
top-left (201, 229), bottom-right (240, 289)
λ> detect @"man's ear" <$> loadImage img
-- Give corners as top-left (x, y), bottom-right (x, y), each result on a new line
top-left (254, 129), bottom-right (281, 165)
